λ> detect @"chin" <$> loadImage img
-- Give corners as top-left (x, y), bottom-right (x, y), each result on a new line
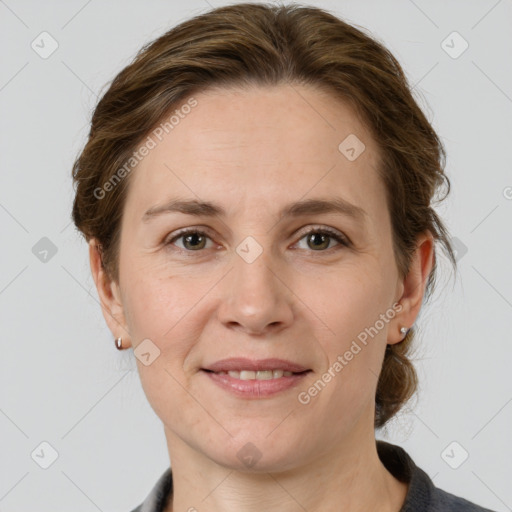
top-left (206, 435), bottom-right (303, 474)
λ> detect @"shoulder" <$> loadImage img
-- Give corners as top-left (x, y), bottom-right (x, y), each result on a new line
top-left (376, 440), bottom-right (497, 512)
top-left (127, 467), bottom-right (173, 512)
top-left (429, 486), bottom-right (497, 511)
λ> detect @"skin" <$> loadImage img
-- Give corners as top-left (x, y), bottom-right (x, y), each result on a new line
top-left (89, 83), bottom-right (434, 512)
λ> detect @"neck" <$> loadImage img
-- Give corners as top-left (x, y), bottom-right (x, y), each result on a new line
top-left (162, 424), bottom-right (408, 512)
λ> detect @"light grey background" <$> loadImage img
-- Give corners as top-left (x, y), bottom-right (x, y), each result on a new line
top-left (1, 0), bottom-right (511, 510)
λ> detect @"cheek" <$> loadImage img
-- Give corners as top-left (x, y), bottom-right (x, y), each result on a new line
top-left (313, 267), bottom-right (392, 394)
top-left (125, 277), bottom-right (204, 426)
top-left (122, 274), bottom-right (190, 342)
top-left (135, 354), bottom-right (203, 445)
top-left (123, 273), bottom-right (205, 376)
top-left (321, 265), bottom-right (392, 342)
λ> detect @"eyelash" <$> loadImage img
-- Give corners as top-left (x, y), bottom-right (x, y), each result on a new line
top-left (164, 226), bottom-right (350, 255)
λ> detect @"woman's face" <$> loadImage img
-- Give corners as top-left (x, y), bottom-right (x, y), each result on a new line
top-left (95, 84), bottom-right (421, 471)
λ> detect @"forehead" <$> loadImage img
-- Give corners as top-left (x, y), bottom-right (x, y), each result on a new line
top-left (123, 83), bottom-right (385, 225)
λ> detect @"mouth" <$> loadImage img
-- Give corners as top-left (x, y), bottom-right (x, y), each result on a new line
top-left (200, 358), bottom-right (312, 398)
top-left (201, 368), bottom-right (311, 381)
top-left (201, 357), bottom-right (311, 378)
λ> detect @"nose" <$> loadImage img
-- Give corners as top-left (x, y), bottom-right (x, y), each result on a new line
top-left (216, 245), bottom-right (294, 336)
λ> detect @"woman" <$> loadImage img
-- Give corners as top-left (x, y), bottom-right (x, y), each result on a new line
top-left (71, 3), bottom-right (495, 511)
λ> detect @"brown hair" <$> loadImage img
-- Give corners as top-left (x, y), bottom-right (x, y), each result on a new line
top-left (71, 2), bottom-right (457, 429)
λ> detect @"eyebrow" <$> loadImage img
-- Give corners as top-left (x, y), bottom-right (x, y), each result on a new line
top-left (142, 197), bottom-right (368, 225)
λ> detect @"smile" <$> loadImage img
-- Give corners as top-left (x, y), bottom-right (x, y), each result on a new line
top-left (201, 369), bottom-right (311, 398)
top-left (209, 369), bottom-right (295, 380)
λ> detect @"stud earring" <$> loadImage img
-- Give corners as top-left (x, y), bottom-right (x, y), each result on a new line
top-left (400, 326), bottom-right (409, 337)
top-left (115, 337), bottom-right (123, 350)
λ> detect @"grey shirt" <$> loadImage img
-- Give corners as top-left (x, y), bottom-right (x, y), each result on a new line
top-left (130, 440), bottom-right (496, 511)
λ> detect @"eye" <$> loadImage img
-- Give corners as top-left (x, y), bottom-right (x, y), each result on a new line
top-left (165, 226), bottom-right (350, 254)
top-left (294, 226), bottom-right (350, 252)
top-left (166, 228), bottom-right (214, 251)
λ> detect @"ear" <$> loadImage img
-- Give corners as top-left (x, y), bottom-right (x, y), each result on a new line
top-left (388, 231), bottom-right (435, 345)
top-left (88, 238), bottom-right (132, 348)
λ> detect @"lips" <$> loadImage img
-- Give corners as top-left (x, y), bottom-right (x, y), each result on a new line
top-left (202, 357), bottom-right (310, 374)
top-left (203, 366), bottom-right (311, 398)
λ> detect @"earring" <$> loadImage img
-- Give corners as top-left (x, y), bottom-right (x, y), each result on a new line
top-left (115, 337), bottom-right (123, 350)
top-left (400, 326), bottom-right (409, 337)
